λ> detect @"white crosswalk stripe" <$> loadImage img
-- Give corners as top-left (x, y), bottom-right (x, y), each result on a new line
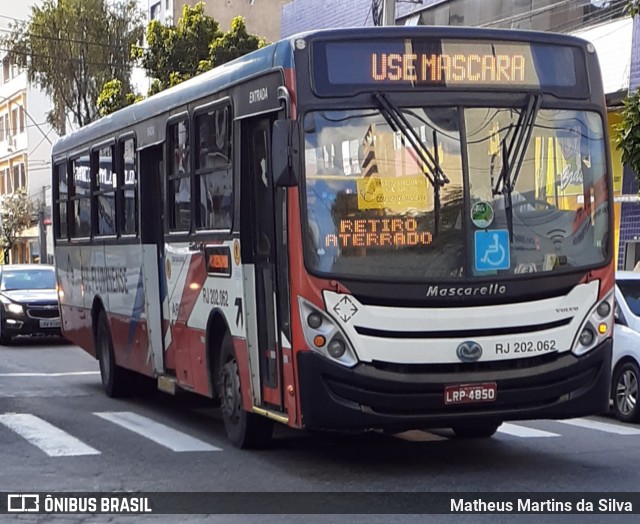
top-left (497, 423), bottom-right (560, 438)
top-left (0, 413), bottom-right (100, 457)
top-left (3, 410), bottom-right (640, 457)
top-left (556, 417), bottom-right (640, 435)
top-left (94, 411), bottom-right (222, 452)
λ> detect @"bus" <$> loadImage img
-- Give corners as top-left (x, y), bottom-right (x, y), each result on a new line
top-left (52, 26), bottom-right (615, 448)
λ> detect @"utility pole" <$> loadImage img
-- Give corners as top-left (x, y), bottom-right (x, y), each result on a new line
top-left (383, 0), bottom-right (395, 26)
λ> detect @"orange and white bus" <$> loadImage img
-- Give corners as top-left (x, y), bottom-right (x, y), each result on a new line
top-left (52, 26), bottom-right (614, 448)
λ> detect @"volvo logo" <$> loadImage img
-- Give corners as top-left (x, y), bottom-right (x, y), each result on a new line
top-left (456, 341), bottom-right (483, 363)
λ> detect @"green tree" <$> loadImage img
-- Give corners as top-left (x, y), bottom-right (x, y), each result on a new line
top-left (209, 16), bottom-right (269, 68)
top-left (138, 3), bottom-right (268, 95)
top-left (139, 2), bottom-right (220, 94)
top-left (97, 79), bottom-right (142, 117)
top-left (0, 0), bottom-right (144, 134)
top-left (0, 189), bottom-right (35, 264)
top-left (626, 0), bottom-right (640, 17)
top-left (614, 2), bottom-right (640, 181)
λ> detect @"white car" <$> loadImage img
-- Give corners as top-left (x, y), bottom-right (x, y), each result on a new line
top-left (612, 271), bottom-right (640, 422)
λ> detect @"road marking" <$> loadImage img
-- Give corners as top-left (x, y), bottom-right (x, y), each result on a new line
top-left (0, 372), bottom-right (100, 377)
top-left (94, 411), bottom-right (221, 452)
top-left (498, 423), bottom-right (560, 438)
top-left (393, 430), bottom-right (448, 442)
top-left (557, 418), bottom-right (640, 435)
top-left (0, 413), bottom-right (100, 457)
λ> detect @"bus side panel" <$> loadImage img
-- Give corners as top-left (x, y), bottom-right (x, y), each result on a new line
top-left (108, 311), bottom-right (154, 378)
top-left (55, 244), bottom-right (95, 356)
top-left (164, 240), bottom-right (250, 398)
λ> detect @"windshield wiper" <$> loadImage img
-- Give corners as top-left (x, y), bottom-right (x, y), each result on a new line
top-left (373, 93), bottom-right (450, 235)
top-left (492, 93), bottom-right (542, 242)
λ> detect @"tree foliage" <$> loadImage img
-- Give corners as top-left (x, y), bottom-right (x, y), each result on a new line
top-left (626, 0), bottom-right (640, 17)
top-left (138, 2), bottom-right (268, 97)
top-left (0, 189), bottom-right (35, 263)
top-left (208, 16), bottom-right (269, 67)
top-left (615, 2), bottom-right (640, 183)
top-left (615, 89), bottom-right (640, 182)
top-left (0, 0), bottom-right (144, 134)
top-left (97, 79), bottom-right (142, 117)
top-left (139, 2), bottom-right (220, 95)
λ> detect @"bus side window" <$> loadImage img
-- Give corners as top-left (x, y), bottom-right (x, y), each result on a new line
top-left (167, 119), bottom-right (191, 231)
top-left (195, 105), bottom-right (232, 230)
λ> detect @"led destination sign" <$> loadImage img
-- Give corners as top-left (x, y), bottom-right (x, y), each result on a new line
top-left (313, 38), bottom-right (586, 96)
top-left (324, 217), bottom-right (432, 249)
top-left (371, 52), bottom-right (526, 84)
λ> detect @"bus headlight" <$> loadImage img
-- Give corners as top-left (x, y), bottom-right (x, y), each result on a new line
top-left (298, 297), bottom-right (358, 367)
top-left (572, 291), bottom-right (614, 356)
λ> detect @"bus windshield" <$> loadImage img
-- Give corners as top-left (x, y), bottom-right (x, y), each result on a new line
top-left (302, 104), bottom-right (608, 281)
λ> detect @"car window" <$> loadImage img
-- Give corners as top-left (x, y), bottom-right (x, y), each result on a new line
top-left (0, 270), bottom-right (56, 291)
top-left (617, 280), bottom-right (640, 316)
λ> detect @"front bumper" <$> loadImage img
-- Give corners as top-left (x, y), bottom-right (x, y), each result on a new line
top-left (1, 313), bottom-right (62, 337)
top-left (297, 339), bottom-right (611, 431)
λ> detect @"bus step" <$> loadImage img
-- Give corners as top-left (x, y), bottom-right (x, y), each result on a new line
top-left (157, 375), bottom-right (177, 395)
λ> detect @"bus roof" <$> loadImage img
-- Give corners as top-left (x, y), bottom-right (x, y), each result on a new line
top-left (52, 25), bottom-right (592, 157)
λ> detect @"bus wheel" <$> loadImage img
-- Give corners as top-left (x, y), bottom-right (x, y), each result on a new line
top-left (96, 311), bottom-right (130, 398)
top-left (613, 360), bottom-right (640, 423)
top-left (452, 422), bottom-right (501, 438)
top-left (218, 332), bottom-right (272, 449)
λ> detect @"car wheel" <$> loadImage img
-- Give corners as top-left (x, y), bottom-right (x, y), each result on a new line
top-left (612, 360), bottom-right (640, 423)
top-left (218, 331), bottom-right (272, 449)
top-left (96, 311), bottom-right (131, 398)
top-left (452, 422), bottom-right (501, 438)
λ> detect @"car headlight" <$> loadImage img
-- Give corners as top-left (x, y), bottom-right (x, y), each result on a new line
top-left (3, 302), bottom-right (24, 315)
top-left (572, 291), bottom-right (614, 356)
top-left (298, 297), bottom-right (358, 367)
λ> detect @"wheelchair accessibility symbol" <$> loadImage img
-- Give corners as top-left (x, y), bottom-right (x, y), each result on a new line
top-left (474, 230), bottom-right (510, 271)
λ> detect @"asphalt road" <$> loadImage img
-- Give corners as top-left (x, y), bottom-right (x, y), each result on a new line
top-left (1, 338), bottom-right (640, 524)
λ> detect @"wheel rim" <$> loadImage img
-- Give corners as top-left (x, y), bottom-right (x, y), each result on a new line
top-left (615, 368), bottom-right (638, 416)
top-left (98, 327), bottom-right (111, 386)
top-left (220, 358), bottom-right (242, 425)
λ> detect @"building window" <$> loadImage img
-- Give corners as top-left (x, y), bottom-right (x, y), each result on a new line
top-left (120, 137), bottom-right (138, 235)
top-left (0, 116), bottom-right (4, 142)
top-left (150, 1), bottom-right (161, 20)
top-left (11, 108), bottom-right (17, 137)
top-left (195, 105), bottom-right (233, 230)
top-left (92, 145), bottom-right (116, 236)
top-left (19, 107), bottom-right (25, 133)
top-left (70, 156), bottom-right (91, 238)
top-left (167, 118), bottom-right (191, 231)
top-left (2, 58), bottom-right (9, 83)
top-left (0, 168), bottom-right (5, 196)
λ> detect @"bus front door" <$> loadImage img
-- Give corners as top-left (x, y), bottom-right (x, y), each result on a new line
top-left (242, 116), bottom-right (284, 410)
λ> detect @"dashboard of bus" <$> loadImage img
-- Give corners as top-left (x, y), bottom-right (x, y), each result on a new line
top-left (301, 102), bottom-right (609, 281)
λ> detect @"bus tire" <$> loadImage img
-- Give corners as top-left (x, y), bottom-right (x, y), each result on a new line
top-left (452, 422), bottom-right (501, 438)
top-left (612, 360), bottom-right (640, 423)
top-left (218, 332), bottom-right (273, 449)
top-left (96, 311), bottom-right (131, 398)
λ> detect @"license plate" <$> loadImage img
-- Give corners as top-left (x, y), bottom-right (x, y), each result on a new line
top-left (40, 319), bottom-right (61, 328)
top-left (444, 382), bottom-right (497, 405)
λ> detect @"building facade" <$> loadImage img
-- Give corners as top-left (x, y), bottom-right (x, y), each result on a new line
top-left (0, 52), bottom-right (58, 264)
top-left (157, 0), bottom-right (288, 42)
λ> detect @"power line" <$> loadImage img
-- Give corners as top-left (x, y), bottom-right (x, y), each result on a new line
top-left (0, 26), bottom-right (141, 53)
top-left (0, 46), bottom-right (136, 72)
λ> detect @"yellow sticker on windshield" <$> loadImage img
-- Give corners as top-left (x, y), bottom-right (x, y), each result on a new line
top-left (357, 175), bottom-right (429, 211)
